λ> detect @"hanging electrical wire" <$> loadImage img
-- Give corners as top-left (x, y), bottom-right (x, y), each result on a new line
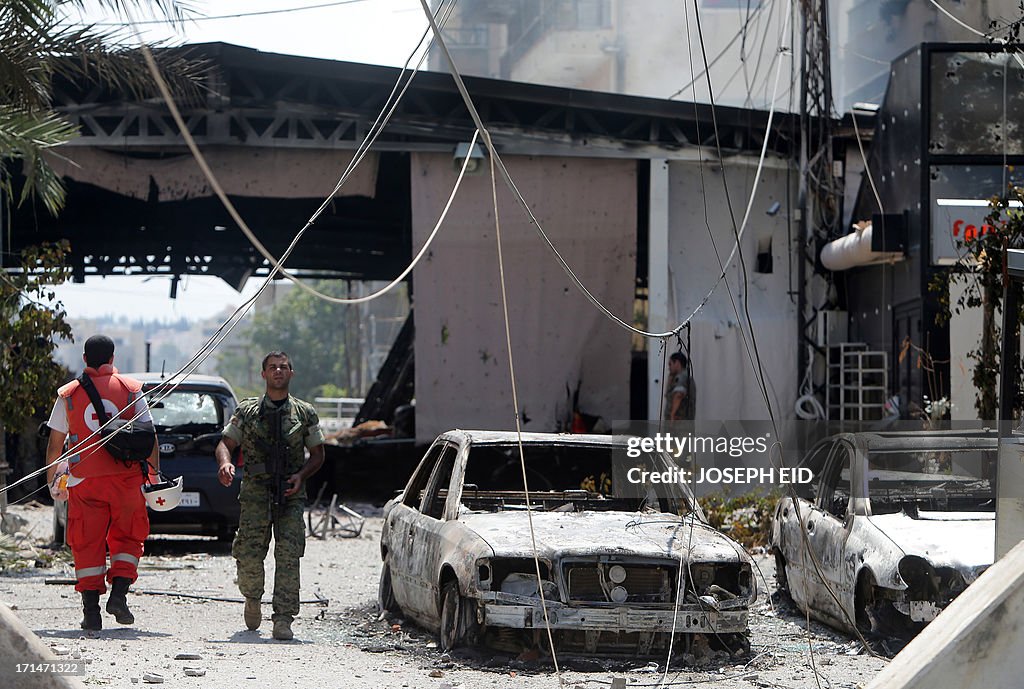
top-left (652, 2), bottom-right (794, 685)
top-left (668, 0), bottom-right (774, 100)
top-left (410, 9), bottom-right (796, 344)
top-left (415, 0), bottom-right (807, 679)
top-left (691, 0), bottom-right (788, 422)
top-left (484, 130), bottom-right (564, 686)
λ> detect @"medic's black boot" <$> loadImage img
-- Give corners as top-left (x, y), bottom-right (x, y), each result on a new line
top-left (81, 590), bottom-right (102, 631)
top-left (105, 577), bottom-right (135, 625)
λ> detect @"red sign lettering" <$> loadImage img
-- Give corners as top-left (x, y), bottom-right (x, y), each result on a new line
top-left (953, 219), bottom-right (995, 242)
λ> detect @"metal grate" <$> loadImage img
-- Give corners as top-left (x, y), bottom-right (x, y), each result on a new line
top-left (567, 567), bottom-right (603, 600)
top-left (565, 563), bottom-right (675, 603)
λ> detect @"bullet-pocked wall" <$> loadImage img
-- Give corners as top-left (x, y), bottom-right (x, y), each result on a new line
top-left (662, 158), bottom-right (799, 421)
top-left (845, 46), bottom-right (925, 417)
top-left (846, 45), bottom-right (1024, 420)
top-left (410, 154), bottom-right (635, 442)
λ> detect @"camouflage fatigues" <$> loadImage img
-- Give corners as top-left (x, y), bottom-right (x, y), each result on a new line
top-left (222, 395), bottom-right (324, 622)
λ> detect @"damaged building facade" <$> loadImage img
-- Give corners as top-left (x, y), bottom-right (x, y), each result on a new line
top-left (842, 43), bottom-right (1024, 423)
top-left (8, 4), bottom-right (1024, 440)
top-left (10, 42), bottom-right (800, 441)
top-left (429, 0), bottom-right (1024, 427)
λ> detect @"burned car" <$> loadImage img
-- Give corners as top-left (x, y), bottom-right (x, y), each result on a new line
top-left (379, 430), bottom-right (756, 657)
top-left (771, 431), bottom-right (996, 638)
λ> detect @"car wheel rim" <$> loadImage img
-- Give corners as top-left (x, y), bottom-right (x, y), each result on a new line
top-left (440, 587), bottom-right (459, 650)
top-left (379, 565), bottom-right (395, 612)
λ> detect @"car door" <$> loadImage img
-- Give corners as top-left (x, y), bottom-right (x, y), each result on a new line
top-left (395, 441), bottom-right (460, 622)
top-left (778, 440), bottom-right (831, 603)
top-left (801, 441), bottom-right (855, 626)
top-left (387, 442), bottom-right (444, 612)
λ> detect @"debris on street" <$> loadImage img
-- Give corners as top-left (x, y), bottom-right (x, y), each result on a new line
top-left (1, 504), bottom-right (887, 687)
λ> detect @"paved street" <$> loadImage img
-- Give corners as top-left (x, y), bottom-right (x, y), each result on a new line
top-left (1, 503), bottom-right (888, 688)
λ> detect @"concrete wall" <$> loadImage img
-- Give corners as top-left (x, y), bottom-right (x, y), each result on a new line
top-left (441, 0), bottom-right (790, 109)
top-left (619, 0), bottom-right (790, 107)
top-left (652, 157), bottom-right (798, 421)
top-left (509, 28), bottom-right (616, 92)
top-left (410, 154), bottom-right (635, 442)
top-left (996, 438), bottom-right (1024, 559)
top-left (446, 1), bottom-right (1022, 113)
top-left (0, 604), bottom-right (84, 689)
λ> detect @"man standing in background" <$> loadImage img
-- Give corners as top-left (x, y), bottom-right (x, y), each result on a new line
top-left (664, 351), bottom-right (696, 421)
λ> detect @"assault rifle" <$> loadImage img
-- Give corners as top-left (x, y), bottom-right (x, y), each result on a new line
top-left (256, 407), bottom-right (289, 509)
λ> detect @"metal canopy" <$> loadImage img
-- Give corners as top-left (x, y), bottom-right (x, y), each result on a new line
top-left (9, 42), bottom-right (797, 286)
top-left (57, 42), bottom-right (797, 158)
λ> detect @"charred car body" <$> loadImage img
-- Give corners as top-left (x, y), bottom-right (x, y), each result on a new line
top-left (379, 430), bottom-right (755, 656)
top-left (771, 431), bottom-right (996, 638)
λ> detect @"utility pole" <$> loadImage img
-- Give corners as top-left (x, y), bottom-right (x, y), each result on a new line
top-left (797, 0), bottom-right (842, 418)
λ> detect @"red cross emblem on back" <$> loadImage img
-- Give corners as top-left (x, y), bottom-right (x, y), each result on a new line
top-left (90, 401), bottom-right (111, 424)
top-left (156, 497), bottom-right (166, 506)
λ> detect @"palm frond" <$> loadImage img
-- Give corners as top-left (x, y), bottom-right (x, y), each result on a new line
top-left (0, 0), bottom-right (207, 215)
top-left (60, 0), bottom-right (199, 25)
top-left (0, 2), bottom-right (208, 111)
top-left (0, 0), bottom-right (53, 32)
top-left (0, 104), bottom-right (79, 215)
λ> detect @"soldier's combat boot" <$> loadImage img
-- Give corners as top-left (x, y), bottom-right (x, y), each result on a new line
top-left (81, 590), bottom-right (102, 631)
top-left (105, 577), bottom-right (135, 625)
top-left (244, 598), bottom-right (262, 631)
top-left (272, 617), bottom-right (293, 641)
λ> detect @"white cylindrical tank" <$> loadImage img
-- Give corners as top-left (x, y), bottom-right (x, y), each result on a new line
top-left (820, 223), bottom-right (903, 271)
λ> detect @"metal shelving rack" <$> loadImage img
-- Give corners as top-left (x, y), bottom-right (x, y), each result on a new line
top-left (827, 343), bottom-right (888, 421)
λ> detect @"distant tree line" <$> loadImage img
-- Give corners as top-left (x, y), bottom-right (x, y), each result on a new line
top-left (217, 281), bottom-right (359, 404)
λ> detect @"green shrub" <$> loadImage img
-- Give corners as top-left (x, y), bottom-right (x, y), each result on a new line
top-left (698, 490), bottom-right (782, 549)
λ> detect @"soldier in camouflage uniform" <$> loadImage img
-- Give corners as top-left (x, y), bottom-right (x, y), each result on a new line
top-left (215, 351), bottom-right (325, 641)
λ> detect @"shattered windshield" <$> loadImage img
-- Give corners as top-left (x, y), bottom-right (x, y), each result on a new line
top-left (866, 448), bottom-right (995, 514)
top-left (459, 443), bottom-right (693, 515)
top-left (148, 390), bottom-right (223, 431)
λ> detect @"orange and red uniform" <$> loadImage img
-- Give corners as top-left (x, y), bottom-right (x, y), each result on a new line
top-left (56, 365), bottom-right (152, 593)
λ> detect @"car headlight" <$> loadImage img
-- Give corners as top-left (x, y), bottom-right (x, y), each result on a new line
top-left (688, 561), bottom-right (754, 601)
top-left (486, 558), bottom-right (555, 598)
top-left (476, 558), bottom-right (492, 590)
top-left (898, 556), bottom-right (938, 597)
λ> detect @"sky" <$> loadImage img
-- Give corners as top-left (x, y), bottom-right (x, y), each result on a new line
top-left (71, 0), bottom-right (430, 66)
top-left (51, 0), bottom-right (432, 321)
top-left (55, 274), bottom-right (265, 322)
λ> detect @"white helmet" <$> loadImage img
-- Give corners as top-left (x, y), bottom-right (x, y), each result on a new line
top-left (143, 476), bottom-right (184, 511)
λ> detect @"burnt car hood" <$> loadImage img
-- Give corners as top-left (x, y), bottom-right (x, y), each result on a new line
top-left (457, 510), bottom-right (747, 563)
top-left (867, 511), bottom-right (994, 571)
